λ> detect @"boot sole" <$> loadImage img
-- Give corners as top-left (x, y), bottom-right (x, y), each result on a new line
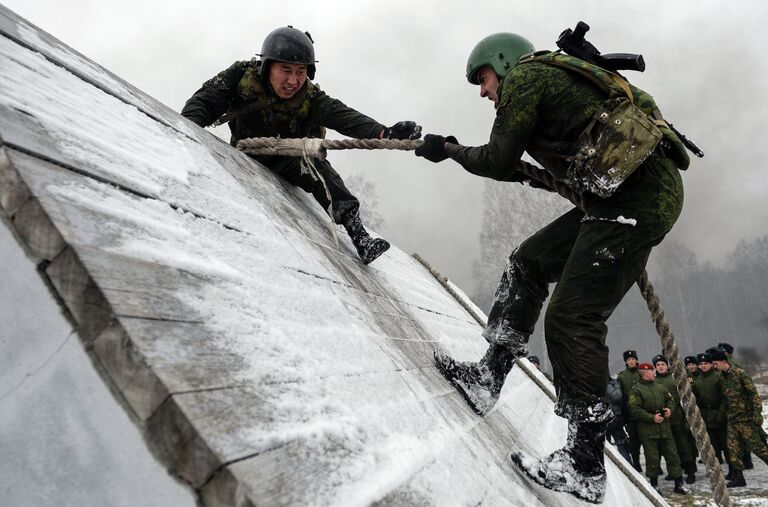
top-left (510, 451), bottom-right (605, 504)
top-left (360, 240), bottom-right (390, 265)
top-left (433, 350), bottom-right (490, 416)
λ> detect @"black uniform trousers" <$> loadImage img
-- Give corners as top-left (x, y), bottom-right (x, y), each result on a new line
top-left (483, 154), bottom-right (684, 421)
top-left (255, 155), bottom-right (359, 223)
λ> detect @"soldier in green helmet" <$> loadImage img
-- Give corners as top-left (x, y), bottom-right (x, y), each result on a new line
top-left (416, 31), bottom-right (689, 503)
top-left (181, 26), bottom-right (421, 264)
top-left (712, 349), bottom-right (768, 487)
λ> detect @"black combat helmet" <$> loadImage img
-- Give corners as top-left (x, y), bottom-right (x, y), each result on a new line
top-left (260, 26), bottom-right (317, 79)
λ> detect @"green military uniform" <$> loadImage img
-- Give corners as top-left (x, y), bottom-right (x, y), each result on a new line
top-left (692, 368), bottom-right (727, 461)
top-left (444, 58), bottom-right (685, 420)
top-left (181, 59), bottom-right (386, 223)
top-left (656, 371), bottom-right (698, 469)
top-left (617, 367), bottom-right (642, 466)
top-left (720, 366), bottom-right (768, 471)
top-left (628, 377), bottom-right (682, 480)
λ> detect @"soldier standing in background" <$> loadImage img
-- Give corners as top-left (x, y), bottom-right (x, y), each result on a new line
top-left (685, 356), bottom-right (699, 379)
top-left (692, 353), bottom-right (726, 465)
top-left (181, 26), bottom-right (421, 264)
top-left (653, 354), bottom-right (698, 483)
top-left (606, 376), bottom-right (632, 464)
top-left (628, 363), bottom-right (689, 495)
top-left (714, 342), bottom-right (755, 471)
top-left (617, 350), bottom-right (642, 472)
top-left (712, 349), bottom-right (768, 487)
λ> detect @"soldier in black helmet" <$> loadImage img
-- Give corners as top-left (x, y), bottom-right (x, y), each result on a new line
top-left (182, 26), bottom-right (421, 264)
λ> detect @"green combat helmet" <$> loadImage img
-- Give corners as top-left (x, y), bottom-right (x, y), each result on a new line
top-left (466, 33), bottom-right (535, 84)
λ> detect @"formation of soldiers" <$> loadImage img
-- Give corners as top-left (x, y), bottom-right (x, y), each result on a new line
top-left (613, 343), bottom-right (767, 495)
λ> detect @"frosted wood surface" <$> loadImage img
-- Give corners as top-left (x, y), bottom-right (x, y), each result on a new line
top-left (0, 10), bottom-right (663, 507)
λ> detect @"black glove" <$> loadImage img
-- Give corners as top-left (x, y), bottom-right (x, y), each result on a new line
top-left (414, 133), bottom-right (458, 163)
top-left (384, 121), bottom-right (422, 140)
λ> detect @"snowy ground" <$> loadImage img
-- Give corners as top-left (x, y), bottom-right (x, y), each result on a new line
top-left (661, 385), bottom-right (768, 507)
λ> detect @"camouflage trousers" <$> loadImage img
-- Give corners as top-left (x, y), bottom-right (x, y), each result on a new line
top-left (727, 420), bottom-right (768, 471)
top-left (642, 437), bottom-right (682, 480)
top-left (255, 155), bottom-right (359, 223)
top-left (483, 155), bottom-right (683, 420)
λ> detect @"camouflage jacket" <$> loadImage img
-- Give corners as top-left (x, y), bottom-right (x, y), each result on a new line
top-left (692, 369), bottom-right (725, 428)
top-left (721, 366), bottom-right (763, 422)
top-left (181, 60), bottom-right (385, 145)
top-left (444, 59), bottom-right (686, 192)
top-left (655, 371), bottom-right (685, 426)
top-left (628, 379), bottom-right (675, 440)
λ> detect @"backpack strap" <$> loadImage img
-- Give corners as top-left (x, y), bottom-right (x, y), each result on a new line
top-left (520, 51), bottom-right (635, 103)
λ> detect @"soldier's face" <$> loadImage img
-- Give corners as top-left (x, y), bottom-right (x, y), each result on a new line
top-left (687, 364), bottom-right (698, 373)
top-left (655, 362), bottom-right (669, 374)
top-left (713, 360), bottom-right (729, 371)
top-left (626, 357), bottom-right (638, 369)
top-left (640, 369), bottom-right (655, 381)
top-left (268, 62), bottom-right (308, 99)
top-left (699, 361), bottom-right (713, 373)
top-left (476, 66), bottom-right (500, 108)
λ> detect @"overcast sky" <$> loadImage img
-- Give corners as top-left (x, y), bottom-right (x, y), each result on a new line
top-left (5, 0), bottom-right (768, 293)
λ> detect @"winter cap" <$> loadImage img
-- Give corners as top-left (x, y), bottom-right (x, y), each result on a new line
top-left (527, 355), bottom-right (540, 366)
top-left (710, 349), bottom-right (728, 362)
top-left (638, 363), bottom-right (654, 371)
top-left (697, 353), bottom-right (712, 363)
top-left (652, 354), bottom-right (669, 366)
top-left (717, 342), bottom-right (734, 354)
top-left (705, 346), bottom-right (718, 355)
top-left (623, 350), bottom-right (638, 362)
top-left (684, 356), bottom-right (698, 365)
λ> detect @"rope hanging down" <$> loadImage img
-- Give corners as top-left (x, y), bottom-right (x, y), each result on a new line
top-left (237, 136), bottom-right (732, 507)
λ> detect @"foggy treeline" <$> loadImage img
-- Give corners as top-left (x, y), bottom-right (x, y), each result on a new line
top-left (469, 179), bottom-right (768, 378)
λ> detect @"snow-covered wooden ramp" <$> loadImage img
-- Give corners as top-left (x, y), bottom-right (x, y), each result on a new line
top-left (0, 6), bottom-right (665, 506)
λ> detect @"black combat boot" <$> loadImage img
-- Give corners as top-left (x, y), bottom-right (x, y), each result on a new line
top-left (649, 477), bottom-right (661, 494)
top-left (511, 421), bottom-right (608, 504)
top-left (673, 478), bottom-right (690, 495)
top-left (744, 452), bottom-right (754, 470)
top-left (342, 211), bottom-right (390, 264)
top-left (726, 470), bottom-right (746, 488)
top-left (434, 343), bottom-right (517, 415)
top-left (631, 453), bottom-right (642, 473)
top-left (684, 462), bottom-right (696, 484)
top-left (726, 464), bottom-right (734, 481)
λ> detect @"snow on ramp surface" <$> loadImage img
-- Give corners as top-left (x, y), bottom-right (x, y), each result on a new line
top-left (0, 6), bottom-right (664, 507)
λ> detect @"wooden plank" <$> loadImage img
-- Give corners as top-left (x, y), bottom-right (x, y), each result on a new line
top-left (0, 145), bottom-right (31, 215)
top-left (146, 379), bottom-right (475, 489)
top-left (91, 321), bottom-right (173, 422)
top-left (11, 196), bottom-right (66, 261)
top-left (44, 245), bottom-right (113, 344)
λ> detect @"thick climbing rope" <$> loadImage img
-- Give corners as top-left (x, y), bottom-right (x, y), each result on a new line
top-left (237, 137), bottom-right (732, 506)
top-left (237, 137), bottom-right (423, 160)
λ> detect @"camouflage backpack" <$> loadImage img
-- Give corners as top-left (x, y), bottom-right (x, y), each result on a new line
top-left (519, 51), bottom-right (689, 197)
